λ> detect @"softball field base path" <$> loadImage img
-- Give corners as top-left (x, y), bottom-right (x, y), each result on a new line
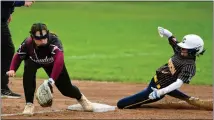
top-left (1, 78), bottom-right (213, 119)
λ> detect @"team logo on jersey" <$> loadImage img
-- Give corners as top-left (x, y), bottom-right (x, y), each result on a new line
top-left (53, 46), bottom-right (59, 51)
top-left (50, 44), bottom-right (62, 54)
top-left (182, 38), bottom-right (186, 43)
top-left (30, 56), bottom-right (54, 64)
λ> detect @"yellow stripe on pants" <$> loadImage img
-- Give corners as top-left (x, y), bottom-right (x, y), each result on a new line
top-left (154, 75), bottom-right (161, 89)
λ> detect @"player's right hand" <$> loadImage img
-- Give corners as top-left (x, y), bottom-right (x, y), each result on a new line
top-left (158, 26), bottom-right (173, 38)
top-left (6, 70), bottom-right (16, 77)
top-left (24, 1), bottom-right (35, 7)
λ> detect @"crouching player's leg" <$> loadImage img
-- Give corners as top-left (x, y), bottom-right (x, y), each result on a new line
top-left (23, 59), bottom-right (41, 116)
top-left (117, 76), bottom-right (164, 109)
top-left (43, 65), bottom-right (93, 112)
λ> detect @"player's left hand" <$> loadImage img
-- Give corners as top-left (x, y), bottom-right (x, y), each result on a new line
top-left (45, 78), bottom-right (55, 93)
top-left (36, 78), bottom-right (55, 107)
top-left (149, 87), bottom-right (161, 100)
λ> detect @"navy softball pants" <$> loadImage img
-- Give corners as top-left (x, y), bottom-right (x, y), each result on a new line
top-left (117, 76), bottom-right (190, 109)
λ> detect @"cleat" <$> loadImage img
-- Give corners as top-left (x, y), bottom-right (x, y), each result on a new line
top-left (23, 103), bottom-right (34, 116)
top-left (78, 94), bottom-right (93, 112)
top-left (1, 89), bottom-right (21, 99)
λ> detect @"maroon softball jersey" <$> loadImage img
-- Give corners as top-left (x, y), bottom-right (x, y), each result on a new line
top-left (10, 33), bottom-right (64, 81)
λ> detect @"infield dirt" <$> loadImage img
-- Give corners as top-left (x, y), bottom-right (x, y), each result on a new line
top-left (1, 78), bottom-right (213, 119)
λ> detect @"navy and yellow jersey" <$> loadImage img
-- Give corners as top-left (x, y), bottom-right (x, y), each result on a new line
top-left (155, 36), bottom-right (196, 89)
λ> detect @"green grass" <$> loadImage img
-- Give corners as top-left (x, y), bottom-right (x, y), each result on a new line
top-left (10, 2), bottom-right (213, 85)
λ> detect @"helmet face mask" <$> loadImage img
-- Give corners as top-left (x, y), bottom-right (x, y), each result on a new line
top-left (34, 30), bottom-right (49, 40)
top-left (177, 34), bottom-right (205, 57)
top-left (30, 23), bottom-right (49, 47)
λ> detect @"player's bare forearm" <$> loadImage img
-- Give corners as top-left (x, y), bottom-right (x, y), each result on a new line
top-left (168, 36), bottom-right (178, 45)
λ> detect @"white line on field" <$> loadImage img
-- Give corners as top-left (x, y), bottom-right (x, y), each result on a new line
top-left (67, 52), bottom-right (161, 60)
top-left (1, 109), bottom-right (64, 117)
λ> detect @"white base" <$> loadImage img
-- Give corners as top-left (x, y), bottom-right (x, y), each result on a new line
top-left (67, 103), bottom-right (116, 112)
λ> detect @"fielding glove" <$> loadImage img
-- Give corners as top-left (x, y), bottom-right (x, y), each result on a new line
top-left (36, 78), bottom-right (55, 107)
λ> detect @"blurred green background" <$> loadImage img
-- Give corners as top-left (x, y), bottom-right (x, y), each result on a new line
top-left (10, 2), bottom-right (213, 85)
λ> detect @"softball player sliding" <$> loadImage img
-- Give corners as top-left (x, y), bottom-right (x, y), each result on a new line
top-left (6, 23), bottom-right (93, 116)
top-left (117, 26), bottom-right (206, 109)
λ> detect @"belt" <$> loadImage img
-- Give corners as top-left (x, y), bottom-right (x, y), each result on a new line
top-left (154, 75), bottom-right (161, 89)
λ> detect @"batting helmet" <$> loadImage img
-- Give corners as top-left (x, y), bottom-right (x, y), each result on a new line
top-left (177, 34), bottom-right (205, 56)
